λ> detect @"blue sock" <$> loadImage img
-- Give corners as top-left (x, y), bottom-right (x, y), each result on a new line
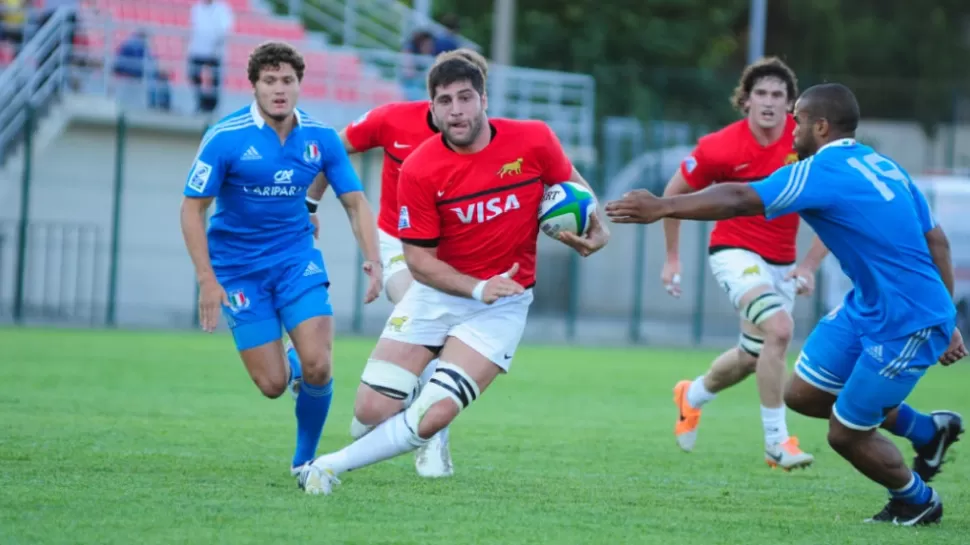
top-left (286, 345), bottom-right (302, 383)
top-left (887, 403), bottom-right (937, 449)
top-left (889, 471), bottom-right (933, 505)
top-left (292, 377), bottom-right (333, 468)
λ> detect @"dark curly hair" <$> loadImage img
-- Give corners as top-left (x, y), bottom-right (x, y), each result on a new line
top-left (247, 41), bottom-right (306, 85)
top-left (731, 56), bottom-right (798, 114)
top-left (426, 56), bottom-right (485, 99)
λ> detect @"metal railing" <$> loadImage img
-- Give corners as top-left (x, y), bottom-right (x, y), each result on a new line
top-left (61, 18), bottom-right (595, 159)
top-left (267, 0), bottom-right (479, 52)
top-left (0, 7), bottom-right (75, 160)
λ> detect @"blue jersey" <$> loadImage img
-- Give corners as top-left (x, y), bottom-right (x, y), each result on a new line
top-left (751, 138), bottom-right (954, 341)
top-left (183, 102), bottom-right (362, 277)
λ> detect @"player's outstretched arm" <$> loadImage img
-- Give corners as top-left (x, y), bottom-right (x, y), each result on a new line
top-left (180, 196), bottom-right (228, 331)
top-left (786, 236), bottom-right (829, 296)
top-left (403, 244), bottom-right (524, 304)
top-left (605, 183), bottom-right (764, 225)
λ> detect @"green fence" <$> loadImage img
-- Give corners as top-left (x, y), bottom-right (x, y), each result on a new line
top-left (4, 66), bottom-right (965, 347)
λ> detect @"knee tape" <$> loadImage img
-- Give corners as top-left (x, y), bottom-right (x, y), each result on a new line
top-left (404, 362), bottom-right (480, 430)
top-left (359, 359), bottom-right (420, 405)
top-left (743, 292), bottom-right (786, 325)
top-left (738, 332), bottom-right (765, 357)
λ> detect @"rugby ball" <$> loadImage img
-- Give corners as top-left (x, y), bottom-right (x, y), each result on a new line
top-left (538, 182), bottom-right (596, 238)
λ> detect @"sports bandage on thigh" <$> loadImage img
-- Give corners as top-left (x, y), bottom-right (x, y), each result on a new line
top-left (742, 292), bottom-right (786, 325)
top-left (359, 359), bottom-right (420, 404)
top-left (738, 332), bottom-right (765, 357)
top-left (404, 362), bottom-right (480, 431)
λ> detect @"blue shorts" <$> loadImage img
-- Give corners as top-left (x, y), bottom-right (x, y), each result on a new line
top-left (794, 305), bottom-right (953, 430)
top-left (218, 247), bottom-right (333, 351)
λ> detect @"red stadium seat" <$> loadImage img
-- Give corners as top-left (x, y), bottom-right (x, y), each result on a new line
top-left (73, 0), bottom-right (407, 105)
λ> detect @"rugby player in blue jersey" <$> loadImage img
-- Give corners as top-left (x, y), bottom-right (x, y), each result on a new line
top-left (179, 42), bottom-right (382, 480)
top-left (606, 83), bottom-right (967, 525)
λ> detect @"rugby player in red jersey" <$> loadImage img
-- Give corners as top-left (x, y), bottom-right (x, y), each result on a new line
top-left (298, 53), bottom-right (609, 495)
top-left (294, 49), bottom-right (488, 479)
top-left (659, 57), bottom-right (826, 469)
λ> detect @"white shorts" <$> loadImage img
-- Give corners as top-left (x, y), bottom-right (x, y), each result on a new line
top-left (708, 248), bottom-right (796, 315)
top-left (380, 281), bottom-right (534, 372)
top-left (378, 228), bottom-right (410, 287)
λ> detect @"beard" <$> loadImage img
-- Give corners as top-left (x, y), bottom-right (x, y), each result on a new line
top-left (444, 113), bottom-right (485, 148)
top-left (794, 139), bottom-right (817, 160)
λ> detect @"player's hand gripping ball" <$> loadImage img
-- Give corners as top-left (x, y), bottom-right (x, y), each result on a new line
top-left (538, 182), bottom-right (596, 239)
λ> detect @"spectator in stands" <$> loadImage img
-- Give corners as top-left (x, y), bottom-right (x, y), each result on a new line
top-left (0, 0), bottom-right (26, 56)
top-left (113, 29), bottom-right (171, 111)
top-left (433, 13), bottom-right (460, 54)
top-left (187, 0), bottom-right (233, 114)
top-left (401, 29), bottom-right (435, 100)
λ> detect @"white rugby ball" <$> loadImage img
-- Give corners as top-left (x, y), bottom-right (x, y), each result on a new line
top-left (538, 182), bottom-right (596, 238)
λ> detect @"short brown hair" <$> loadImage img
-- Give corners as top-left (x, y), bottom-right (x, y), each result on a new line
top-left (731, 56), bottom-right (798, 113)
top-left (439, 48), bottom-right (488, 79)
top-left (426, 56), bottom-right (486, 99)
top-left (247, 42), bottom-right (306, 85)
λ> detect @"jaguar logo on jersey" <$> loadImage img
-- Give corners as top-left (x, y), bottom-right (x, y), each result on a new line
top-left (452, 194), bottom-right (521, 224)
top-left (303, 141), bottom-right (321, 164)
top-left (228, 290), bottom-right (250, 312)
top-left (785, 153), bottom-right (799, 165)
top-left (497, 158), bottom-right (524, 178)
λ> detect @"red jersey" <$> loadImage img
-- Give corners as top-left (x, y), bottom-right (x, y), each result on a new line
top-left (397, 118), bottom-right (574, 287)
top-left (344, 101), bottom-right (438, 236)
top-left (680, 115), bottom-right (801, 264)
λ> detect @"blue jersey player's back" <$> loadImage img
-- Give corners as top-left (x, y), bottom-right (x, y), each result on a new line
top-left (754, 138), bottom-right (954, 340)
top-left (185, 102), bottom-right (361, 276)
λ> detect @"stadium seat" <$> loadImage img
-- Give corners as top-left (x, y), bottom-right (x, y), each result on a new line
top-left (61, 0), bottom-right (407, 106)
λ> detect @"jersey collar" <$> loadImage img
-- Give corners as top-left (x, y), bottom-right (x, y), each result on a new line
top-left (817, 138), bottom-right (856, 154)
top-left (249, 101), bottom-right (304, 129)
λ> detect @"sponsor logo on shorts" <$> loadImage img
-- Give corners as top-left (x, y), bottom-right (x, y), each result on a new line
top-left (741, 265), bottom-right (761, 277)
top-left (389, 254), bottom-right (406, 266)
top-left (386, 315), bottom-right (409, 332)
top-left (228, 290), bottom-right (250, 312)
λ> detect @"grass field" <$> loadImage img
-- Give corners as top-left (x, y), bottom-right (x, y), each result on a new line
top-left (1, 327), bottom-right (969, 544)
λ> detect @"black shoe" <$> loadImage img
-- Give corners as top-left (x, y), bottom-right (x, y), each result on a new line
top-left (865, 490), bottom-right (942, 526)
top-left (913, 411), bottom-right (964, 483)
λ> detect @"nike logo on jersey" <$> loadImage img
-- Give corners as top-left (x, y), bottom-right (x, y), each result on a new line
top-left (437, 190), bottom-right (445, 197)
top-left (734, 163), bottom-right (749, 171)
top-left (393, 141), bottom-right (411, 149)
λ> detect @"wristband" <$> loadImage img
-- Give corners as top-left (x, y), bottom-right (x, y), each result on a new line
top-left (471, 280), bottom-right (487, 302)
top-left (305, 197), bottom-right (319, 213)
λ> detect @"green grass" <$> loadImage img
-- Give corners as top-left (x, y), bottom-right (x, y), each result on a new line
top-left (1, 327), bottom-right (968, 544)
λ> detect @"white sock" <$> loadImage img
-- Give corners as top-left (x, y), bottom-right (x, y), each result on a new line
top-left (322, 411), bottom-right (426, 475)
top-left (686, 375), bottom-right (716, 408)
top-left (761, 405), bottom-right (789, 446)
